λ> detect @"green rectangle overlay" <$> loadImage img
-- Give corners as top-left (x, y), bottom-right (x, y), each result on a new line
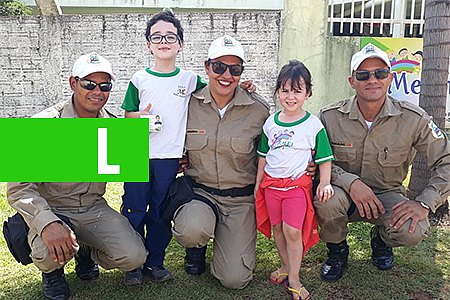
top-left (0, 118), bottom-right (149, 182)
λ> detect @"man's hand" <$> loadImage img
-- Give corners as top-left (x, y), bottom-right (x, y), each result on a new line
top-left (305, 150), bottom-right (317, 177)
top-left (178, 156), bottom-right (189, 173)
top-left (349, 179), bottom-right (385, 219)
top-left (305, 161), bottom-right (317, 177)
top-left (41, 221), bottom-right (78, 265)
top-left (240, 80), bottom-right (256, 93)
top-left (390, 200), bottom-right (429, 233)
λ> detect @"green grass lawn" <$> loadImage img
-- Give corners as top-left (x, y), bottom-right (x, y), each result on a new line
top-left (1, 182), bottom-right (449, 300)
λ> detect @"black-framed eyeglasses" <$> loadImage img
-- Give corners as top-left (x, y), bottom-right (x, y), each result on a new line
top-left (354, 69), bottom-right (390, 81)
top-left (148, 33), bottom-right (179, 44)
top-left (207, 59), bottom-right (244, 76)
top-left (75, 77), bottom-right (113, 92)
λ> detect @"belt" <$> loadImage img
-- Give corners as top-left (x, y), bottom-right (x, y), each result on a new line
top-left (192, 181), bottom-right (255, 197)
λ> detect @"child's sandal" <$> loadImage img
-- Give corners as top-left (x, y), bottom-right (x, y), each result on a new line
top-left (269, 269), bottom-right (288, 284)
top-left (287, 284), bottom-right (310, 300)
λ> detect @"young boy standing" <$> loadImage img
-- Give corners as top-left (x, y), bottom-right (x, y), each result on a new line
top-left (120, 10), bottom-right (206, 284)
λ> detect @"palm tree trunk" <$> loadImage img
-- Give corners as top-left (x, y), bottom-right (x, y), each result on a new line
top-left (34, 0), bottom-right (61, 15)
top-left (408, 0), bottom-right (450, 221)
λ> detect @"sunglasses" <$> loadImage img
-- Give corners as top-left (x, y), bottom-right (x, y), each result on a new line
top-left (354, 69), bottom-right (390, 81)
top-left (148, 33), bottom-right (179, 44)
top-left (76, 77), bottom-right (113, 92)
top-left (208, 60), bottom-right (244, 77)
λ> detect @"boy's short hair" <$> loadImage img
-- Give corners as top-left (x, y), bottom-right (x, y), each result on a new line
top-left (145, 9), bottom-right (184, 43)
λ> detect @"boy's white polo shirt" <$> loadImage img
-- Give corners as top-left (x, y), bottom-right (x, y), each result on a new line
top-left (122, 67), bottom-right (206, 159)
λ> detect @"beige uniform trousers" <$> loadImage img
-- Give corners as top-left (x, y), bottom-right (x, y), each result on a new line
top-left (172, 188), bottom-right (256, 289)
top-left (29, 199), bottom-right (147, 273)
top-left (314, 187), bottom-right (429, 247)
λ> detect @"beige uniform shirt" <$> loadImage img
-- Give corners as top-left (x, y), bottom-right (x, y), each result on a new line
top-left (7, 98), bottom-right (114, 236)
top-left (319, 96), bottom-right (450, 213)
top-left (184, 86), bottom-right (270, 189)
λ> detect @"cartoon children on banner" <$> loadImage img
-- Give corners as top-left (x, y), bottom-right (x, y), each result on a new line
top-left (388, 47), bottom-right (423, 75)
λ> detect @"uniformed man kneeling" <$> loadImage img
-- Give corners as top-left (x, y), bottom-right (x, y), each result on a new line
top-left (7, 53), bottom-right (147, 300)
top-left (315, 44), bottom-right (450, 282)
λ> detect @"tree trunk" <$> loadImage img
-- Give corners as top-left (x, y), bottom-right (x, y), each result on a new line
top-left (408, 0), bottom-right (450, 222)
top-left (34, 0), bottom-right (61, 16)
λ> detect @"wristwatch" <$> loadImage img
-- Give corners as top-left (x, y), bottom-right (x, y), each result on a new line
top-left (419, 201), bottom-right (430, 211)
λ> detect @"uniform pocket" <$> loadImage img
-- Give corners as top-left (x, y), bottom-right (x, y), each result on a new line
top-left (333, 147), bottom-right (357, 162)
top-left (230, 137), bottom-right (254, 154)
top-left (377, 148), bottom-right (404, 167)
top-left (185, 135), bottom-right (208, 151)
top-left (241, 252), bottom-right (256, 272)
top-left (377, 148), bottom-right (407, 182)
top-left (185, 135), bottom-right (208, 171)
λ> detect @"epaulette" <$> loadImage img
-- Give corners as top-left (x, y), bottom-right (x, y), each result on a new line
top-left (396, 99), bottom-right (426, 116)
top-left (31, 101), bottom-right (66, 118)
top-left (319, 98), bottom-right (350, 113)
top-left (191, 86), bottom-right (207, 101)
top-left (250, 92), bottom-right (270, 110)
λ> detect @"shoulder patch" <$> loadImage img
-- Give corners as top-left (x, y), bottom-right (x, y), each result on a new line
top-left (428, 120), bottom-right (445, 139)
top-left (397, 100), bottom-right (426, 116)
top-left (319, 99), bottom-right (349, 113)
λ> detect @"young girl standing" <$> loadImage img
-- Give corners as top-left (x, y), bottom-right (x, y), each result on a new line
top-left (255, 60), bottom-right (334, 300)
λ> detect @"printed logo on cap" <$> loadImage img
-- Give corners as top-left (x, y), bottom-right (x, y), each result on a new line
top-left (222, 36), bottom-right (235, 47)
top-left (88, 53), bottom-right (100, 64)
top-left (364, 44), bottom-right (376, 54)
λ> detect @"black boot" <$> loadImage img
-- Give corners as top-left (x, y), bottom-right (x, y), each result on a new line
top-left (184, 246), bottom-right (207, 275)
top-left (75, 243), bottom-right (99, 280)
top-left (42, 268), bottom-right (70, 300)
top-left (320, 240), bottom-right (349, 282)
top-left (371, 226), bottom-right (394, 270)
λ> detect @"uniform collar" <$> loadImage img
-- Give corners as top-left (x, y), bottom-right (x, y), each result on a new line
top-left (337, 96), bottom-right (359, 120)
top-left (377, 95), bottom-right (403, 118)
top-left (60, 96), bottom-right (110, 118)
top-left (192, 85), bottom-right (256, 106)
top-left (339, 95), bottom-right (402, 120)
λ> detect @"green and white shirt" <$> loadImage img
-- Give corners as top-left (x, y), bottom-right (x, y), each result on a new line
top-left (122, 67), bottom-right (206, 159)
top-left (257, 111), bottom-right (334, 179)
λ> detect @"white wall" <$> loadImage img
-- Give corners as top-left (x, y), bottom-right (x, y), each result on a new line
top-left (22, 0), bottom-right (283, 10)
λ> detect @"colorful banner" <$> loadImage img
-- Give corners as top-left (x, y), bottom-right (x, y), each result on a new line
top-left (0, 118), bottom-right (149, 182)
top-left (361, 37), bottom-right (450, 129)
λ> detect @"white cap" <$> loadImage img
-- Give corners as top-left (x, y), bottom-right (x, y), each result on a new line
top-left (208, 35), bottom-right (246, 62)
top-left (71, 52), bottom-right (116, 80)
top-left (350, 43), bottom-right (391, 73)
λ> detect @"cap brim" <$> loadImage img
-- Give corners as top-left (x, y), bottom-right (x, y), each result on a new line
top-left (352, 55), bottom-right (391, 72)
top-left (75, 69), bottom-right (116, 81)
top-left (208, 51), bottom-right (245, 63)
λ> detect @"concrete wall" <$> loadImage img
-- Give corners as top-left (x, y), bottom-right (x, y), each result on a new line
top-left (0, 12), bottom-right (280, 117)
top-left (280, 0), bottom-right (358, 114)
top-left (22, 0), bottom-right (283, 11)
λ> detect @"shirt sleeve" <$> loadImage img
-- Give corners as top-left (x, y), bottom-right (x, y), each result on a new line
top-left (257, 130), bottom-right (269, 157)
top-left (195, 75), bottom-right (207, 91)
top-left (412, 117), bottom-right (450, 213)
top-left (121, 81), bottom-right (140, 112)
top-left (7, 182), bottom-right (61, 235)
top-left (314, 127), bottom-right (334, 164)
